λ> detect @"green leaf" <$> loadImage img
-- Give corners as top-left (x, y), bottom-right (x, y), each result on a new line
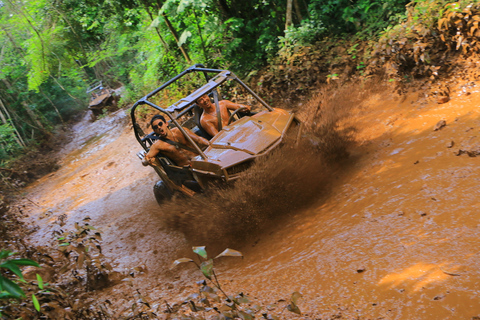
top-left (36, 274), bottom-right (44, 290)
top-left (239, 310), bottom-right (253, 320)
top-left (9, 258), bottom-right (40, 267)
top-left (148, 16), bottom-right (161, 29)
top-left (235, 293), bottom-right (250, 304)
top-left (177, 0), bottom-right (191, 13)
top-left (193, 246), bottom-right (208, 259)
top-left (287, 303), bottom-right (301, 315)
top-left (214, 248), bottom-right (243, 259)
top-left (200, 260), bottom-right (213, 280)
top-left (0, 276), bottom-right (25, 298)
top-left (87, 20), bottom-right (100, 31)
top-left (0, 261), bottom-right (23, 280)
top-left (0, 250), bottom-right (15, 260)
top-left (206, 292), bottom-right (220, 302)
top-left (32, 293), bottom-right (40, 311)
top-left (291, 291), bottom-right (303, 305)
top-left (172, 258), bottom-right (194, 268)
top-left (0, 291), bottom-right (15, 299)
top-left (200, 285), bottom-right (215, 293)
top-left (178, 31), bottom-right (192, 46)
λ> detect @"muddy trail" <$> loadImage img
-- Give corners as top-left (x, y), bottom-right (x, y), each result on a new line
top-left (17, 79), bottom-right (480, 319)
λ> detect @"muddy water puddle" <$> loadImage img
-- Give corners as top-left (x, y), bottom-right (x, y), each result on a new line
top-left (218, 88), bottom-right (480, 319)
top-left (21, 87), bottom-right (480, 319)
top-left (23, 110), bottom-right (191, 276)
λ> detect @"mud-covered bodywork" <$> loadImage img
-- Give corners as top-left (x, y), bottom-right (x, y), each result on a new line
top-left (191, 108), bottom-right (296, 183)
top-left (130, 64), bottom-right (301, 204)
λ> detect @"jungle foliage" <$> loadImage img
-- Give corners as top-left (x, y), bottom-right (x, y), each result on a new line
top-left (0, 0), bottom-right (478, 167)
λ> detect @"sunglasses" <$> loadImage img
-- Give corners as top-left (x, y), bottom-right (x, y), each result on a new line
top-left (152, 122), bottom-right (164, 130)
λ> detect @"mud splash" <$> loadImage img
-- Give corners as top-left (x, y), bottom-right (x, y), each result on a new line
top-left (218, 80), bottom-right (480, 319)
top-left (161, 83), bottom-right (367, 249)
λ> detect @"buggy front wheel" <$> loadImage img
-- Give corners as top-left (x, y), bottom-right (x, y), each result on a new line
top-left (153, 181), bottom-right (173, 205)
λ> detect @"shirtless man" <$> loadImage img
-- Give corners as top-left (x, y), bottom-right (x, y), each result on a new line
top-left (145, 115), bottom-right (209, 167)
top-left (195, 94), bottom-right (251, 137)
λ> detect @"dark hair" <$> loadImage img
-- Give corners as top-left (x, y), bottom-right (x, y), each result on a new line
top-left (150, 114), bottom-right (166, 126)
top-left (195, 94), bottom-right (209, 103)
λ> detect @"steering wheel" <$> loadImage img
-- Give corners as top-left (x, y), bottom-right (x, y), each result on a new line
top-left (227, 106), bottom-right (250, 125)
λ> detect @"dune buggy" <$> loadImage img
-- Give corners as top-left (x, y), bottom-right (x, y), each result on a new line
top-left (87, 81), bottom-right (119, 119)
top-left (131, 64), bottom-right (302, 205)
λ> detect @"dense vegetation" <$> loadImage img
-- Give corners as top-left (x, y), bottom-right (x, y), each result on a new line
top-left (0, 0), bottom-right (411, 162)
top-left (1, 0), bottom-right (480, 170)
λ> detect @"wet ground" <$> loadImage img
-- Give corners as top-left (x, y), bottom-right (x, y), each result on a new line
top-left (21, 81), bottom-right (480, 319)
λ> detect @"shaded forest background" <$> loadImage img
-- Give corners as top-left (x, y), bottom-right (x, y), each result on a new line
top-left (1, 0), bottom-right (480, 184)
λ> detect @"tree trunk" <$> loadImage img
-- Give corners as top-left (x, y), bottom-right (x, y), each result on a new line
top-left (216, 0), bottom-right (231, 20)
top-left (0, 98), bottom-right (26, 147)
top-left (1, 21), bottom-right (82, 111)
top-left (141, 0), bottom-right (170, 51)
top-left (38, 88), bottom-right (65, 125)
top-left (285, 0), bottom-right (293, 30)
top-left (192, 7), bottom-right (208, 62)
top-left (302, 0), bottom-right (309, 17)
top-left (21, 100), bottom-right (50, 138)
top-left (0, 81), bottom-right (30, 139)
top-left (48, 75), bottom-right (83, 107)
top-left (6, 0), bottom-right (47, 70)
top-left (162, 12), bottom-right (192, 64)
top-left (293, 0), bottom-right (303, 22)
top-left (50, 3), bottom-right (89, 62)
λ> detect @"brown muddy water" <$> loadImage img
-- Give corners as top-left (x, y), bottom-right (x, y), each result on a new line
top-left (22, 82), bottom-right (480, 319)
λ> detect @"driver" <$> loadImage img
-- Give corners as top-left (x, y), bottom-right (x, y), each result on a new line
top-left (195, 94), bottom-right (251, 137)
top-left (145, 115), bottom-right (210, 167)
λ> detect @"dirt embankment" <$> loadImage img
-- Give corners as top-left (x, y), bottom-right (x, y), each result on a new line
top-left (2, 67), bottom-right (480, 318)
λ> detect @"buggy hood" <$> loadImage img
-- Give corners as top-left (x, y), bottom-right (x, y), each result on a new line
top-left (191, 108), bottom-right (293, 170)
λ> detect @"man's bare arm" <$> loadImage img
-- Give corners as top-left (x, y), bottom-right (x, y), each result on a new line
top-left (222, 100), bottom-right (251, 112)
top-left (145, 142), bottom-right (161, 164)
top-left (184, 127), bottom-right (210, 146)
top-left (200, 118), bottom-right (219, 137)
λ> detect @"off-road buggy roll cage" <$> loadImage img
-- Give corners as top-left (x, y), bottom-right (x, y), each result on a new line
top-left (131, 64), bottom-right (273, 154)
top-left (131, 64), bottom-right (300, 204)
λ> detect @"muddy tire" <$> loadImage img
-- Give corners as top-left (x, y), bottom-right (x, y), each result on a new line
top-left (153, 181), bottom-right (173, 205)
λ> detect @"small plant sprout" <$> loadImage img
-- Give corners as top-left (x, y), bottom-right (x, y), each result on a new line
top-left (0, 250), bottom-right (40, 299)
top-left (286, 291), bottom-right (303, 315)
top-left (326, 73), bottom-right (339, 84)
top-left (0, 250), bottom-right (42, 315)
top-left (36, 273), bottom-right (44, 290)
top-left (32, 293), bottom-right (40, 312)
top-left (348, 43), bottom-right (359, 58)
top-left (172, 247), bottom-right (303, 319)
top-left (173, 247), bottom-right (243, 298)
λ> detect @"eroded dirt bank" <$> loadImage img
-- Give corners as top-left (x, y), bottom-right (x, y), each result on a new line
top-left (18, 80), bottom-right (480, 319)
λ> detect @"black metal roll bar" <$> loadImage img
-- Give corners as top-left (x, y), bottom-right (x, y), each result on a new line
top-left (131, 64), bottom-right (274, 160)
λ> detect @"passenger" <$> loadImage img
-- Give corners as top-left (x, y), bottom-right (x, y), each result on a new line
top-left (195, 94), bottom-right (251, 137)
top-left (145, 115), bottom-right (209, 167)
